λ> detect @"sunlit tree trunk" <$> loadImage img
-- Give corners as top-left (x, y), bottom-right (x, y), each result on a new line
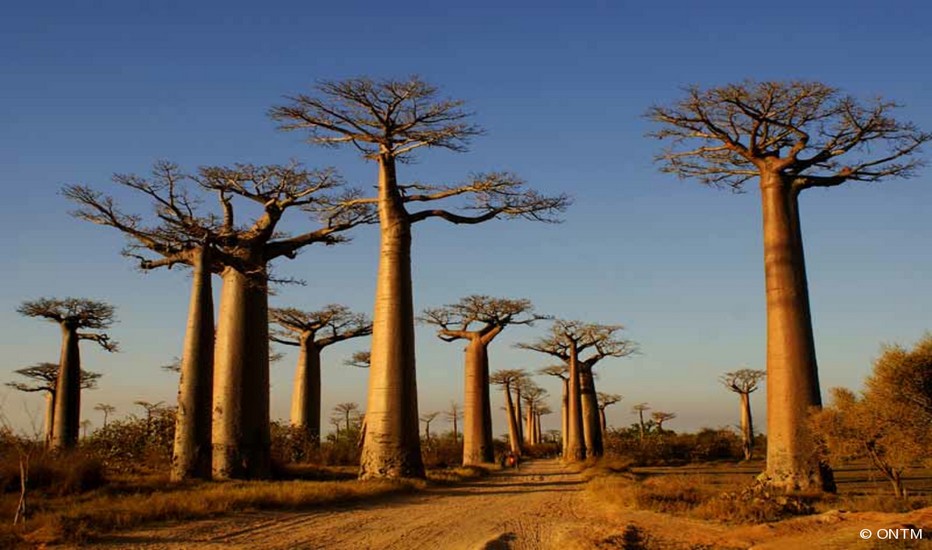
top-left (599, 407), bottom-right (607, 435)
top-left (359, 156), bottom-right (425, 479)
top-left (579, 365), bottom-right (603, 457)
top-left (761, 174), bottom-right (833, 491)
top-left (739, 392), bottom-right (754, 461)
top-left (172, 248), bottom-right (215, 481)
top-left (525, 405), bottom-right (535, 446)
top-left (463, 338), bottom-right (494, 465)
top-left (503, 384), bottom-right (521, 455)
top-left (561, 379), bottom-right (568, 457)
top-left (565, 345), bottom-right (586, 462)
top-left (290, 336), bottom-right (322, 447)
top-left (212, 266), bottom-right (271, 479)
top-left (44, 391), bottom-right (55, 446)
top-left (535, 411), bottom-right (542, 445)
top-left (514, 385), bottom-right (524, 445)
top-left (51, 324), bottom-right (80, 450)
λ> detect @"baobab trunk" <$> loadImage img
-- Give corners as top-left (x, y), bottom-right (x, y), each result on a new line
top-left (51, 324), bottom-right (80, 450)
top-left (514, 385), bottom-right (524, 444)
top-left (503, 384), bottom-right (521, 455)
top-left (359, 157), bottom-right (425, 479)
top-left (462, 339), bottom-right (494, 465)
top-left (760, 175), bottom-right (833, 491)
top-left (579, 366), bottom-right (603, 457)
top-left (561, 379), bottom-right (568, 457)
top-left (565, 348), bottom-right (586, 462)
top-left (172, 248), bottom-right (215, 481)
top-left (212, 267), bottom-right (271, 480)
top-left (44, 392), bottom-right (55, 446)
top-left (535, 411), bottom-right (542, 445)
top-left (525, 405), bottom-right (535, 446)
top-left (599, 408), bottom-right (607, 435)
top-left (739, 392), bottom-right (754, 461)
top-left (290, 337), bottom-right (322, 447)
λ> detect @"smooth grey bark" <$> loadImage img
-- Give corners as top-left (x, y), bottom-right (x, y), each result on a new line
top-left (51, 325), bottom-right (81, 450)
top-left (760, 175), bottom-right (832, 491)
top-left (579, 364), bottom-right (603, 457)
top-left (740, 392), bottom-right (754, 461)
top-left (212, 267), bottom-right (271, 480)
top-left (290, 337), bottom-right (322, 446)
top-left (359, 156), bottom-right (424, 479)
top-left (44, 391), bottom-right (55, 446)
top-left (561, 378), bottom-right (568, 457)
top-left (463, 339), bottom-right (494, 465)
top-left (171, 247), bottom-right (215, 481)
top-left (503, 383), bottom-right (521, 455)
top-left (565, 345), bottom-right (585, 462)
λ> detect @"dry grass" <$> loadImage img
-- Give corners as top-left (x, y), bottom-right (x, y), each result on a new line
top-left (1, 475), bottom-right (422, 545)
top-left (426, 465), bottom-right (493, 484)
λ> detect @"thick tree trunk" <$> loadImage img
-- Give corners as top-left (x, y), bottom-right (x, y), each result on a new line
top-left (565, 346), bottom-right (586, 462)
top-left (212, 266), bottom-right (271, 480)
top-left (51, 325), bottom-right (80, 450)
top-left (514, 386), bottom-right (524, 445)
top-left (44, 391), bottom-right (55, 447)
top-left (579, 365), bottom-right (603, 457)
top-left (171, 248), bottom-right (215, 481)
top-left (359, 156), bottom-right (425, 479)
top-left (599, 408), bottom-right (607, 435)
top-left (462, 339), bottom-right (494, 465)
top-left (760, 174), bottom-right (833, 492)
top-left (561, 379), bottom-right (568, 457)
top-left (739, 392), bottom-right (754, 461)
top-left (503, 385), bottom-right (521, 455)
top-left (290, 337), bottom-right (322, 448)
top-left (525, 405), bottom-right (534, 446)
top-left (535, 411), bottom-right (542, 445)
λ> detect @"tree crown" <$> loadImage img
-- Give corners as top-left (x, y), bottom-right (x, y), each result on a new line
top-left (517, 319), bottom-right (638, 368)
top-left (720, 368), bottom-right (766, 394)
top-left (420, 295), bottom-right (547, 342)
top-left (269, 304), bottom-right (372, 349)
top-left (7, 362), bottom-right (102, 393)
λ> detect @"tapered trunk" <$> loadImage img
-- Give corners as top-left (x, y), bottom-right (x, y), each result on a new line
top-left (462, 338), bottom-right (494, 465)
top-left (290, 336), bottom-right (322, 448)
top-left (514, 386), bottom-right (524, 444)
top-left (503, 384), bottom-right (521, 454)
top-left (760, 174), bottom-right (833, 492)
top-left (51, 324), bottom-right (80, 450)
top-left (561, 379), bottom-right (568, 457)
top-left (171, 248), bottom-right (215, 481)
top-left (565, 345), bottom-right (586, 462)
top-left (599, 408), bottom-right (606, 435)
top-left (579, 365), bottom-right (603, 457)
top-left (535, 411), bottom-right (542, 445)
top-left (43, 391), bottom-right (55, 446)
top-left (359, 155), bottom-right (424, 479)
top-left (212, 266), bottom-right (271, 480)
top-left (452, 414), bottom-right (458, 444)
top-left (739, 392), bottom-right (754, 461)
top-left (525, 405), bottom-right (534, 445)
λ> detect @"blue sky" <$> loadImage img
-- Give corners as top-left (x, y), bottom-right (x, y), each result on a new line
top-left (2, 0), bottom-right (930, 437)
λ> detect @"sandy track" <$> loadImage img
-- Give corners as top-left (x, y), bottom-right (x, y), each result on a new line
top-left (88, 460), bottom-right (616, 550)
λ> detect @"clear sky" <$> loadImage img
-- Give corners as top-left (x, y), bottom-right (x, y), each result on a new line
top-left (2, 0), bottom-right (930, 437)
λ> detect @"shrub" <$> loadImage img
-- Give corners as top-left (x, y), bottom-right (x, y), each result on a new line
top-left (83, 409), bottom-right (175, 473)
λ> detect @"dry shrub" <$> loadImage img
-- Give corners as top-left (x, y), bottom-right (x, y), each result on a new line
top-left (0, 446), bottom-right (105, 496)
top-left (427, 465), bottom-right (491, 484)
top-left (694, 483), bottom-right (815, 523)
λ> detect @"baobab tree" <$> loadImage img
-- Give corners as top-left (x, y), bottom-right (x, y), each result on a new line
top-left (649, 81), bottom-right (930, 491)
top-left (270, 305), bottom-right (372, 447)
top-left (272, 76), bottom-right (570, 479)
top-left (94, 403), bottom-right (116, 428)
top-left (535, 405), bottom-right (552, 446)
top-left (344, 351), bottom-right (371, 369)
top-left (6, 363), bottom-right (101, 444)
top-left (540, 364), bottom-right (569, 456)
top-left (597, 392), bottom-right (622, 434)
top-left (490, 369), bottom-right (526, 455)
top-left (720, 369), bottom-right (766, 460)
top-left (518, 321), bottom-right (638, 460)
top-left (17, 298), bottom-right (117, 450)
top-left (651, 411), bottom-right (676, 433)
top-left (521, 383), bottom-right (547, 446)
top-left (420, 412), bottom-right (440, 443)
top-left (69, 162), bottom-right (371, 480)
top-left (422, 296), bottom-right (546, 465)
top-left (445, 402), bottom-right (462, 444)
top-left (632, 403), bottom-right (651, 441)
top-left (334, 402), bottom-right (361, 434)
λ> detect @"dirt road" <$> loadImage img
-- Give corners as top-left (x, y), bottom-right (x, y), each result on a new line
top-left (87, 459), bottom-right (932, 549)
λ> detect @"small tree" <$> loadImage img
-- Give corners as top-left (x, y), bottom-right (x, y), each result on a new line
top-left (720, 369), bottom-right (766, 460)
top-left (7, 363), bottom-right (102, 444)
top-left (270, 305), bottom-right (371, 447)
top-left (649, 81), bottom-right (930, 492)
top-left (94, 403), bottom-right (116, 428)
top-left (444, 402), bottom-right (462, 444)
top-left (273, 76), bottom-right (569, 480)
top-left (334, 402), bottom-right (360, 434)
top-left (596, 392), bottom-right (622, 434)
top-left (17, 298), bottom-right (117, 450)
top-left (651, 411), bottom-right (676, 433)
top-left (421, 296), bottom-right (546, 465)
top-left (812, 335), bottom-right (932, 498)
top-left (540, 364), bottom-right (569, 456)
top-left (420, 412), bottom-right (440, 443)
top-left (631, 403), bottom-right (650, 441)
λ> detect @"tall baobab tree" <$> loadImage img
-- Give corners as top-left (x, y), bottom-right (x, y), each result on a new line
top-left (648, 81), bottom-right (930, 491)
top-left (597, 392), bottom-right (622, 434)
top-left (632, 403), bottom-right (651, 441)
top-left (490, 369), bottom-right (526, 455)
top-left (17, 298), bottom-right (117, 450)
top-left (334, 402), bottom-right (361, 434)
top-left (6, 363), bottom-right (101, 444)
top-left (521, 383), bottom-right (547, 446)
top-left (67, 162), bottom-right (371, 480)
top-left (94, 403), bottom-right (116, 428)
top-left (535, 405), bottom-right (552, 446)
top-left (420, 412), bottom-right (440, 443)
top-left (445, 401), bottom-right (462, 444)
top-left (272, 76), bottom-right (570, 479)
top-left (421, 296), bottom-right (546, 465)
top-left (651, 411), bottom-right (676, 433)
top-left (720, 369), bottom-right (766, 460)
top-left (80, 419), bottom-right (92, 438)
top-left (270, 305), bottom-right (372, 447)
top-left (540, 364), bottom-right (569, 456)
top-left (519, 321), bottom-right (638, 460)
